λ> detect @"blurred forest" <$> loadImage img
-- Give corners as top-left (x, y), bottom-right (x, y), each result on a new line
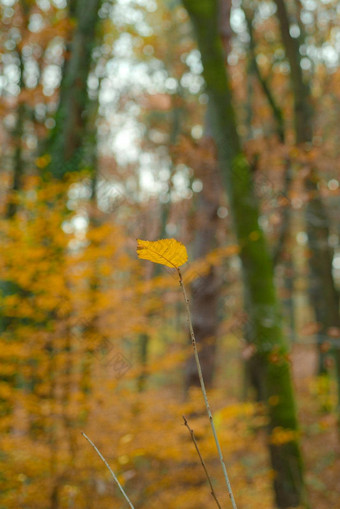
top-left (0, 0), bottom-right (340, 508)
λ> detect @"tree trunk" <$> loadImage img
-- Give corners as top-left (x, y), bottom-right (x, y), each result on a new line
top-left (39, 3), bottom-right (103, 504)
top-left (185, 138), bottom-right (220, 389)
top-left (6, 55), bottom-right (25, 219)
top-left (273, 0), bottom-right (313, 144)
top-left (245, 3), bottom-right (300, 353)
top-left (182, 1), bottom-right (306, 506)
top-left (45, 0), bottom-right (102, 179)
top-left (1, 2), bottom-right (28, 420)
top-left (273, 0), bottom-right (340, 400)
top-left (243, 8), bottom-right (285, 144)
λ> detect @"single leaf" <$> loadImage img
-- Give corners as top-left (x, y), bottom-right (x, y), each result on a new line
top-left (136, 238), bottom-right (188, 269)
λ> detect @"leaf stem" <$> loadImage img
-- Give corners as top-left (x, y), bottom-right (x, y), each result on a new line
top-left (177, 268), bottom-right (238, 509)
top-left (82, 432), bottom-right (135, 509)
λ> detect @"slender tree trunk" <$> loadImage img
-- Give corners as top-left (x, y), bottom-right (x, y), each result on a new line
top-left (243, 8), bottom-right (285, 144)
top-left (185, 0), bottom-right (229, 391)
top-left (6, 54), bottom-right (25, 218)
top-left (273, 0), bottom-right (340, 399)
top-left (273, 0), bottom-right (313, 143)
top-left (182, 1), bottom-right (306, 506)
top-left (305, 172), bottom-right (340, 376)
top-left (6, 0), bottom-right (30, 215)
top-left (77, 86), bottom-right (103, 408)
top-left (6, 0), bottom-right (29, 219)
top-left (137, 94), bottom-right (183, 392)
top-left (185, 138), bottom-right (220, 390)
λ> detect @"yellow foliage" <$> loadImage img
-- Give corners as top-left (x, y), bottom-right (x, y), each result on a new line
top-left (215, 402), bottom-right (257, 424)
top-left (1, 179), bottom-right (338, 509)
top-left (184, 244), bottom-right (239, 284)
top-left (137, 238), bottom-right (188, 268)
top-left (270, 427), bottom-right (300, 446)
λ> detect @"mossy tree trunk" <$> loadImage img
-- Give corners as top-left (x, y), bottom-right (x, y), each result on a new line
top-left (273, 0), bottom-right (340, 398)
top-left (243, 6), bottom-right (285, 144)
top-left (182, 1), bottom-right (306, 507)
top-left (273, 0), bottom-right (312, 143)
top-left (39, 2), bottom-right (103, 505)
top-left (0, 1), bottom-right (29, 423)
top-left (243, 3), bottom-right (297, 378)
top-left (45, 0), bottom-right (102, 179)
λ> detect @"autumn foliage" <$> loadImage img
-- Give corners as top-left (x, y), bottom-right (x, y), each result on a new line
top-left (1, 0), bottom-right (340, 508)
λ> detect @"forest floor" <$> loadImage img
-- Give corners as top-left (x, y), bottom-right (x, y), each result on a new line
top-left (293, 343), bottom-right (340, 508)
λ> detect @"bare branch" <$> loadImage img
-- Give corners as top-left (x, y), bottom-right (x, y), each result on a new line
top-left (178, 268), bottom-right (238, 509)
top-left (183, 415), bottom-right (222, 509)
top-left (82, 432), bottom-right (135, 509)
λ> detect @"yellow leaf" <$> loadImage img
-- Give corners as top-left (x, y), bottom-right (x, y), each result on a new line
top-left (136, 238), bottom-right (188, 269)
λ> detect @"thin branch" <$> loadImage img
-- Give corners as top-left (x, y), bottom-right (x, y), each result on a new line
top-left (243, 6), bottom-right (285, 143)
top-left (177, 268), bottom-right (238, 509)
top-left (272, 157), bottom-right (293, 266)
top-left (81, 432), bottom-right (135, 509)
top-left (183, 415), bottom-right (222, 509)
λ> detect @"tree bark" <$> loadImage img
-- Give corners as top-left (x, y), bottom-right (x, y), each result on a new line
top-left (185, 138), bottom-right (220, 389)
top-left (182, 1), bottom-right (306, 506)
top-left (243, 6), bottom-right (297, 343)
top-left (243, 8), bottom-right (285, 143)
top-left (6, 0), bottom-right (30, 217)
top-left (6, 53), bottom-right (25, 219)
top-left (273, 0), bottom-right (312, 144)
top-left (273, 0), bottom-right (340, 396)
top-left (1, 2), bottom-right (29, 421)
top-left (46, 0), bottom-right (102, 178)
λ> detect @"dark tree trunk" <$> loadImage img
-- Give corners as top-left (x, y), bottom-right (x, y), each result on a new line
top-left (182, 1), bottom-right (306, 506)
top-left (6, 59), bottom-right (25, 219)
top-left (273, 0), bottom-right (340, 403)
top-left (185, 140), bottom-right (220, 389)
top-left (273, 0), bottom-right (313, 143)
top-left (45, 0), bottom-right (102, 179)
top-left (243, 7), bottom-right (285, 144)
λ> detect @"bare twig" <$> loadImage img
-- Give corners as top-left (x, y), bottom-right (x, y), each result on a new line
top-left (178, 268), bottom-right (238, 509)
top-left (81, 432), bottom-right (135, 509)
top-left (183, 415), bottom-right (222, 509)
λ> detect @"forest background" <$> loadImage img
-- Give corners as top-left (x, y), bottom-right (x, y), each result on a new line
top-left (0, 0), bottom-right (340, 508)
